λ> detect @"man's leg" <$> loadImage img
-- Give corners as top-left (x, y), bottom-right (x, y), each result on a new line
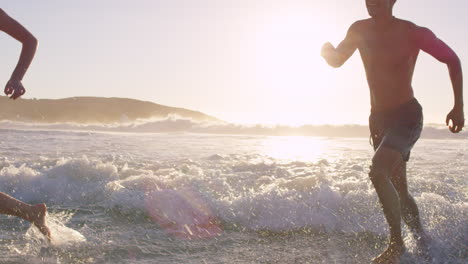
top-left (390, 163), bottom-right (431, 255)
top-left (369, 147), bottom-right (405, 263)
top-left (0, 192), bottom-right (51, 240)
top-left (390, 162), bottom-right (424, 236)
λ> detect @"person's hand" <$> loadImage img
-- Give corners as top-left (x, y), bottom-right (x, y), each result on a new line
top-left (446, 106), bottom-right (465, 133)
top-left (321, 42), bottom-right (335, 59)
top-left (4, 79), bottom-right (26, 100)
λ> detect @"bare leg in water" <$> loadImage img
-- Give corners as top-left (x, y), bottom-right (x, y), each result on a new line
top-left (0, 192), bottom-right (51, 241)
top-left (369, 147), bottom-right (406, 264)
top-left (390, 162), bottom-right (431, 257)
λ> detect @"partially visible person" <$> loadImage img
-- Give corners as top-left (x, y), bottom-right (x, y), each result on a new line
top-left (321, 0), bottom-right (463, 263)
top-left (0, 8), bottom-right (51, 240)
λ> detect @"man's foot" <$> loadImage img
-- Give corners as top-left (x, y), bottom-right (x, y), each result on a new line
top-left (31, 204), bottom-right (51, 241)
top-left (414, 233), bottom-right (433, 261)
top-left (372, 241), bottom-right (405, 264)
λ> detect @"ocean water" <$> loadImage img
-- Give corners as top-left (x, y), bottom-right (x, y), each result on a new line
top-left (0, 128), bottom-right (465, 264)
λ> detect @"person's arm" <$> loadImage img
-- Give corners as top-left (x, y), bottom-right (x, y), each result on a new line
top-left (0, 8), bottom-right (38, 99)
top-left (321, 22), bottom-right (360, 68)
top-left (415, 27), bottom-right (464, 133)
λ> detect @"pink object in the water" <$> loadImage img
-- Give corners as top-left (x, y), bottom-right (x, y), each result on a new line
top-left (144, 187), bottom-right (222, 240)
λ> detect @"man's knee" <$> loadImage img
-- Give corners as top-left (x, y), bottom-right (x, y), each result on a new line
top-left (368, 163), bottom-right (389, 185)
top-left (369, 147), bottom-right (403, 185)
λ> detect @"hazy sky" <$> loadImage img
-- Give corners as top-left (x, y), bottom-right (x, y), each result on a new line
top-left (0, 0), bottom-right (466, 125)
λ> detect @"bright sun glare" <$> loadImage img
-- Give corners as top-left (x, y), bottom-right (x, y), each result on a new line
top-left (262, 136), bottom-right (328, 162)
top-left (233, 7), bottom-right (341, 126)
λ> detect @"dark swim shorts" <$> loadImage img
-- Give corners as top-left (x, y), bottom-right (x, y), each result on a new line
top-left (369, 98), bottom-right (423, 161)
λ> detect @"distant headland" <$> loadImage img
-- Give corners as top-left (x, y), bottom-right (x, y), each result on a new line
top-left (0, 96), bottom-right (219, 123)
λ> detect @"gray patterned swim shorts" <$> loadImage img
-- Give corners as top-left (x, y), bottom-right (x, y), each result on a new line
top-left (369, 98), bottom-right (423, 162)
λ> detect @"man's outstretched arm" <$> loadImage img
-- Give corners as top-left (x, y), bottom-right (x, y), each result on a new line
top-left (0, 8), bottom-right (38, 99)
top-left (416, 27), bottom-right (464, 133)
top-left (321, 22), bottom-right (359, 68)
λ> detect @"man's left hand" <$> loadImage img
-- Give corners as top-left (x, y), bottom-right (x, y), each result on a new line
top-left (446, 106), bottom-right (465, 133)
top-left (4, 79), bottom-right (26, 100)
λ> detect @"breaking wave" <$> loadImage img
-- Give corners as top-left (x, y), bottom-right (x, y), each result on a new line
top-left (0, 118), bottom-right (465, 139)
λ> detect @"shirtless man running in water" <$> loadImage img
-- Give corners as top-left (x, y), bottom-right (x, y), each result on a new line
top-left (0, 8), bottom-right (51, 240)
top-left (321, 0), bottom-right (464, 263)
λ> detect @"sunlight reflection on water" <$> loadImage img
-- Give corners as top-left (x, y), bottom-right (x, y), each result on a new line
top-left (260, 136), bottom-right (330, 162)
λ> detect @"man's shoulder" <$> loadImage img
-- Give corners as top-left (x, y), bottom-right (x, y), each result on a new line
top-left (350, 19), bottom-right (371, 31)
top-left (352, 18), bottom-right (428, 32)
top-left (346, 19), bottom-right (372, 38)
top-left (395, 18), bottom-right (429, 32)
top-left (395, 19), bottom-right (436, 41)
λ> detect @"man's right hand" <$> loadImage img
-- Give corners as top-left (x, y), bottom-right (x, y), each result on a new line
top-left (321, 42), bottom-right (335, 59)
